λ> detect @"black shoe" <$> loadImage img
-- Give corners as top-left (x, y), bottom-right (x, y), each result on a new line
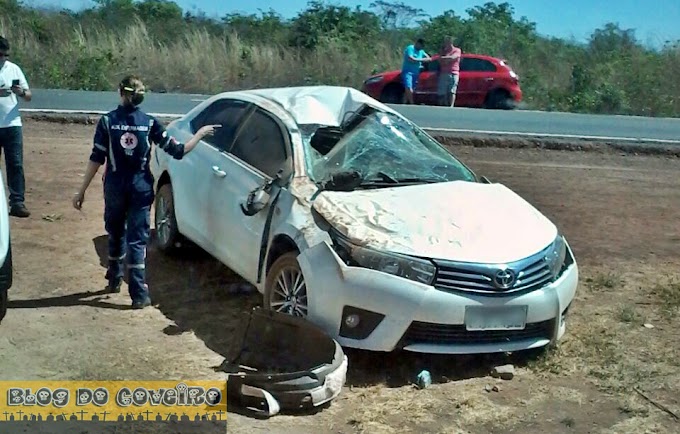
top-left (131, 298), bottom-right (152, 309)
top-left (9, 204), bottom-right (30, 218)
top-left (106, 279), bottom-right (122, 293)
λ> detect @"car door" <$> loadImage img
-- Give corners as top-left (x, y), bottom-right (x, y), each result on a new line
top-left (204, 105), bottom-right (293, 283)
top-left (414, 57), bottom-right (440, 105)
top-left (457, 58), bottom-right (497, 107)
top-left (169, 98), bottom-right (253, 256)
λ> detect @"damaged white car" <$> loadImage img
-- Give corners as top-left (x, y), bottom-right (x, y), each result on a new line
top-left (150, 86), bottom-right (579, 355)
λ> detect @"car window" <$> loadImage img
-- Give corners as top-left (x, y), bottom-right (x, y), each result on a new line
top-left (229, 108), bottom-right (288, 178)
top-left (460, 58), bottom-right (497, 72)
top-left (424, 60), bottom-right (440, 72)
top-left (190, 99), bottom-right (251, 152)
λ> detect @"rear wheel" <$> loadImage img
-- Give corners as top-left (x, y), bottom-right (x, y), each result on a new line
top-left (154, 183), bottom-right (181, 253)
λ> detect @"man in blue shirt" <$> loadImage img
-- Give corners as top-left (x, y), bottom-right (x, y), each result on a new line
top-left (401, 38), bottom-right (431, 104)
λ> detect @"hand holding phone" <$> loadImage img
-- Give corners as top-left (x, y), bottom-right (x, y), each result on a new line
top-left (10, 79), bottom-right (24, 97)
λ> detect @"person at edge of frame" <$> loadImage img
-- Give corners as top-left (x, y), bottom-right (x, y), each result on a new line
top-left (0, 35), bottom-right (33, 218)
top-left (72, 74), bottom-right (220, 309)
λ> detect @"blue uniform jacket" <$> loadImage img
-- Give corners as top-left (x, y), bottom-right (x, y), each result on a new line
top-left (89, 104), bottom-right (185, 204)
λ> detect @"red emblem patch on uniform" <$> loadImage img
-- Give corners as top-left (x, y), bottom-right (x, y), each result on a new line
top-left (120, 132), bottom-right (138, 150)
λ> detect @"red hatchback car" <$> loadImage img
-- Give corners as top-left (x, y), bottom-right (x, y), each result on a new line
top-left (361, 53), bottom-right (522, 109)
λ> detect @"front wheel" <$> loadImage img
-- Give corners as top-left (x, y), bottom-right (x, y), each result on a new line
top-left (154, 183), bottom-right (180, 253)
top-left (380, 84), bottom-right (405, 104)
top-left (264, 252), bottom-right (309, 318)
top-left (485, 89), bottom-right (515, 110)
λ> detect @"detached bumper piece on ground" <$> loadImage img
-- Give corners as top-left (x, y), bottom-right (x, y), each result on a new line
top-left (221, 307), bottom-right (348, 417)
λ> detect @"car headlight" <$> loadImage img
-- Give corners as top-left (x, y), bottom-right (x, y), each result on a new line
top-left (331, 233), bottom-right (436, 285)
top-left (545, 234), bottom-right (567, 279)
top-left (364, 76), bottom-right (383, 85)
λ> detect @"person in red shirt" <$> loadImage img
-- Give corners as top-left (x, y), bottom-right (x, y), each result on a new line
top-left (437, 36), bottom-right (462, 107)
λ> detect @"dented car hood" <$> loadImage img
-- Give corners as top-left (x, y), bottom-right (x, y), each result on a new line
top-left (311, 181), bottom-right (558, 264)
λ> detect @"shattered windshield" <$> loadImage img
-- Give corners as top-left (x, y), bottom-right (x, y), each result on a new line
top-left (301, 111), bottom-right (477, 188)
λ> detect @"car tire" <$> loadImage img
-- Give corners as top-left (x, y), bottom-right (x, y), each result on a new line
top-left (264, 252), bottom-right (308, 319)
top-left (154, 183), bottom-right (181, 253)
top-left (0, 242), bottom-right (12, 324)
top-left (0, 289), bottom-right (6, 325)
top-left (485, 89), bottom-right (515, 110)
top-left (380, 84), bottom-right (404, 104)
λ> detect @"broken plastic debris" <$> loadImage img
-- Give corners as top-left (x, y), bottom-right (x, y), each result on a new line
top-left (221, 307), bottom-right (347, 417)
top-left (416, 370), bottom-right (432, 389)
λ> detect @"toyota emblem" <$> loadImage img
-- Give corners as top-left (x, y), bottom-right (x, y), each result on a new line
top-left (492, 268), bottom-right (516, 289)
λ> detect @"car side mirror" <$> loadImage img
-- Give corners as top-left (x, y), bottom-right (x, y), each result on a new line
top-left (480, 176), bottom-right (492, 184)
top-left (240, 169), bottom-right (285, 216)
top-left (241, 188), bottom-right (271, 216)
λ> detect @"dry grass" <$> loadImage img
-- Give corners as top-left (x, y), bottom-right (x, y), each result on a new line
top-left (651, 277), bottom-right (680, 319)
top-left (347, 385), bottom-right (520, 433)
top-left (529, 266), bottom-right (680, 392)
top-left (585, 271), bottom-right (622, 292)
top-left (1, 19), bottom-right (400, 93)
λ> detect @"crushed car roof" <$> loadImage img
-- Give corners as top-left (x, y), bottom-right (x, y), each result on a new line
top-left (201, 85), bottom-right (404, 127)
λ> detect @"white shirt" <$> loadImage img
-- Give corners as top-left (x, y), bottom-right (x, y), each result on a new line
top-left (0, 61), bottom-right (29, 128)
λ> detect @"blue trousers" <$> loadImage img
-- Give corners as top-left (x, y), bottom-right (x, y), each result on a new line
top-left (0, 126), bottom-right (26, 206)
top-left (103, 184), bottom-right (153, 303)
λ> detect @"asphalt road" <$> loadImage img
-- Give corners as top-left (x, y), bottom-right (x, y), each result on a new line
top-left (19, 88), bottom-right (680, 144)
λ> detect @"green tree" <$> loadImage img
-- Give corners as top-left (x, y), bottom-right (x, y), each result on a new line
top-left (289, 1), bottom-right (381, 50)
top-left (222, 9), bottom-right (288, 45)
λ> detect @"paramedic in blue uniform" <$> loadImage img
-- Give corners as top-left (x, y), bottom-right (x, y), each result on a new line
top-left (72, 75), bottom-right (220, 309)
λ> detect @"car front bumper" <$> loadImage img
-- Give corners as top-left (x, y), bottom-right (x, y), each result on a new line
top-left (510, 86), bottom-right (523, 102)
top-left (297, 241), bottom-right (578, 354)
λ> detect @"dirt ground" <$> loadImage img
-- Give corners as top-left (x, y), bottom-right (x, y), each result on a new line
top-left (0, 118), bottom-right (679, 434)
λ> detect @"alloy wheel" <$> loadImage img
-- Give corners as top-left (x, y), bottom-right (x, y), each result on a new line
top-left (270, 266), bottom-right (308, 317)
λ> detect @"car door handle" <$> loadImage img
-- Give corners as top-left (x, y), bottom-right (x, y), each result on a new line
top-left (212, 166), bottom-right (227, 178)
top-left (485, 78), bottom-right (494, 81)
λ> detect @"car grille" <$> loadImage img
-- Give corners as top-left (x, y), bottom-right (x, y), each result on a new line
top-left (432, 246), bottom-right (557, 296)
top-left (401, 319), bottom-right (554, 346)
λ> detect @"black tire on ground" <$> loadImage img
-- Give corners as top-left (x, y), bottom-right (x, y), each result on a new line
top-left (0, 289), bottom-right (6, 325)
top-left (0, 242), bottom-right (12, 324)
top-left (154, 183), bottom-right (181, 253)
top-left (380, 84), bottom-right (404, 104)
top-left (485, 89), bottom-right (516, 110)
top-left (264, 251), bottom-right (308, 319)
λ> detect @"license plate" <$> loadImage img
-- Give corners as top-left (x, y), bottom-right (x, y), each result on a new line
top-left (464, 306), bottom-right (528, 331)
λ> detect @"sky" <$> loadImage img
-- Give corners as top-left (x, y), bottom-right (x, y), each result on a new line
top-left (28, 0), bottom-right (680, 47)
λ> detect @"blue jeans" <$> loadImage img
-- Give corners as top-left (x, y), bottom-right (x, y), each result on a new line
top-left (0, 126), bottom-right (26, 206)
top-left (104, 180), bottom-right (154, 303)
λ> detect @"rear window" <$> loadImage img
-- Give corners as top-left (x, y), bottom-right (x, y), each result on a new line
top-left (460, 58), bottom-right (497, 72)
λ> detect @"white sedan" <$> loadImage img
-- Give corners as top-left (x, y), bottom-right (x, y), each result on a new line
top-left (150, 86), bottom-right (579, 355)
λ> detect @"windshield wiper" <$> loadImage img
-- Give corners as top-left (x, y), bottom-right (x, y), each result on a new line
top-left (389, 177), bottom-right (444, 184)
top-left (361, 172), bottom-right (444, 186)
